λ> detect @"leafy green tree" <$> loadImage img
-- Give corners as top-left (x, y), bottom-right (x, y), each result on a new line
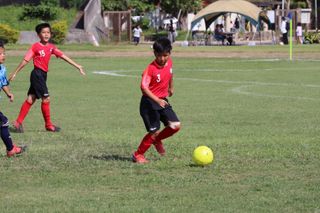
top-left (160, 0), bottom-right (202, 17)
top-left (101, 0), bottom-right (153, 14)
top-left (128, 0), bottom-right (154, 15)
top-left (101, 0), bottom-right (127, 11)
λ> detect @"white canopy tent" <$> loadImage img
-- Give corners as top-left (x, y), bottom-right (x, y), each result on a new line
top-left (191, 0), bottom-right (266, 30)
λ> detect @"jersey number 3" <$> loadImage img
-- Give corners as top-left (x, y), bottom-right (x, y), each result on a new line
top-left (156, 74), bottom-right (161, 82)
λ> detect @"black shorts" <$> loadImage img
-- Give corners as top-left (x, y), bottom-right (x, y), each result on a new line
top-left (133, 37), bottom-right (140, 43)
top-left (140, 96), bottom-right (179, 133)
top-left (28, 68), bottom-right (49, 99)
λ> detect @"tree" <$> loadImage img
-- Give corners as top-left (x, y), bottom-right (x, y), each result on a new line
top-left (101, 0), bottom-right (127, 11)
top-left (101, 0), bottom-right (153, 14)
top-left (128, 0), bottom-right (154, 15)
top-left (160, 0), bottom-right (202, 17)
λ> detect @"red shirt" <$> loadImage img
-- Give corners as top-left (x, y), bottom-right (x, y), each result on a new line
top-left (141, 58), bottom-right (173, 98)
top-left (24, 42), bottom-right (64, 72)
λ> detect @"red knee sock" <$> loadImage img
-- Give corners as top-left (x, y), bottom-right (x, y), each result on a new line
top-left (41, 102), bottom-right (53, 128)
top-left (135, 133), bottom-right (155, 155)
top-left (16, 100), bottom-right (33, 124)
top-left (156, 126), bottom-right (180, 142)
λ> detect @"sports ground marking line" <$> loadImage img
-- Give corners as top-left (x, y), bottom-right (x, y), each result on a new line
top-left (178, 58), bottom-right (320, 64)
top-left (93, 70), bottom-right (320, 101)
top-left (94, 65), bottom-right (318, 73)
top-left (231, 85), bottom-right (320, 101)
top-left (93, 70), bottom-right (320, 87)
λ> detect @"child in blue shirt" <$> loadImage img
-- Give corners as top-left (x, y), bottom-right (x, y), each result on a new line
top-left (0, 42), bottom-right (26, 157)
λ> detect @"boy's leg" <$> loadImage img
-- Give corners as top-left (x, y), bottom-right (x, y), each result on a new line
top-left (133, 97), bottom-right (161, 163)
top-left (13, 95), bottom-right (36, 133)
top-left (154, 106), bottom-right (181, 155)
top-left (41, 97), bottom-right (60, 132)
top-left (134, 133), bottom-right (156, 155)
top-left (0, 112), bottom-right (13, 151)
top-left (0, 112), bottom-right (25, 157)
top-left (133, 132), bottom-right (157, 163)
top-left (153, 122), bottom-right (180, 155)
top-left (156, 121), bottom-right (181, 141)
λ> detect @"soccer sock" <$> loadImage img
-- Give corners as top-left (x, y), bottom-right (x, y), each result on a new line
top-left (155, 126), bottom-right (180, 142)
top-left (1, 126), bottom-right (13, 151)
top-left (16, 100), bottom-right (33, 124)
top-left (135, 133), bottom-right (155, 155)
top-left (0, 112), bottom-right (13, 151)
top-left (41, 101), bottom-right (53, 128)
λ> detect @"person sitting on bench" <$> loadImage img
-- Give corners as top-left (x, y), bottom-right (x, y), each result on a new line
top-left (214, 24), bottom-right (226, 45)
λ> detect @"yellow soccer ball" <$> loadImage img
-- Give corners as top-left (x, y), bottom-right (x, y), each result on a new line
top-left (192, 146), bottom-right (214, 166)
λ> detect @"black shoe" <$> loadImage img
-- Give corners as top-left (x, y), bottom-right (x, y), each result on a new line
top-left (46, 125), bottom-right (61, 132)
top-left (10, 121), bottom-right (24, 133)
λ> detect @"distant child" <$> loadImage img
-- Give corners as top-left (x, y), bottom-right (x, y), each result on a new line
top-left (0, 42), bottom-right (26, 157)
top-left (133, 25), bottom-right (143, 45)
top-left (132, 37), bottom-right (181, 163)
top-left (9, 23), bottom-right (85, 133)
top-left (296, 22), bottom-right (303, 44)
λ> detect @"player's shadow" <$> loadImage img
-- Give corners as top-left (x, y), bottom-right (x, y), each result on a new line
top-left (90, 154), bottom-right (132, 162)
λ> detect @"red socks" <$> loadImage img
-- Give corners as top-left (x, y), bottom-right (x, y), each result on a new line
top-left (16, 100), bottom-right (54, 128)
top-left (136, 126), bottom-right (180, 156)
top-left (156, 126), bottom-right (180, 142)
top-left (16, 100), bottom-right (33, 124)
top-left (41, 102), bottom-right (53, 128)
top-left (135, 133), bottom-right (155, 155)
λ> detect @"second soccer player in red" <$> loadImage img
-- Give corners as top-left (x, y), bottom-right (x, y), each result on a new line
top-left (9, 23), bottom-right (85, 132)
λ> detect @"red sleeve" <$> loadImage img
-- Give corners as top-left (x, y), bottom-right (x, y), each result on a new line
top-left (24, 47), bottom-right (34, 62)
top-left (141, 67), bottom-right (151, 90)
top-left (52, 47), bottom-right (64, 58)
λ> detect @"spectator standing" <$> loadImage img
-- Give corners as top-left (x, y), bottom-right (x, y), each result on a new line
top-left (133, 25), bottom-right (143, 45)
top-left (168, 19), bottom-right (176, 43)
top-left (296, 22), bottom-right (303, 44)
top-left (280, 17), bottom-right (288, 45)
top-left (234, 18), bottom-right (240, 30)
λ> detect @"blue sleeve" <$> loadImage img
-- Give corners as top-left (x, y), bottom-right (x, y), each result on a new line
top-left (0, 65), bottom-right (9, 89)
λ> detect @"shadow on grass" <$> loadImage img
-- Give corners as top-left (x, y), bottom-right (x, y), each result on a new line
top-left (90, 154), bottom-right (132, 162)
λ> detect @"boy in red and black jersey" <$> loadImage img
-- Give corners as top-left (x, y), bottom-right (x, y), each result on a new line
top-left (9, 23), bottom-right (85, 132)
top-left (132, 37), bottom-right (181, 163)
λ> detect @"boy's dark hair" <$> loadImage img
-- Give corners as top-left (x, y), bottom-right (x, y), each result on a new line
top-left (153, 37), bottom-right (172, 54)
top-left (0, 40), bottom-right (4, 48)
top-left (35, 23), bottom-right (51, 34)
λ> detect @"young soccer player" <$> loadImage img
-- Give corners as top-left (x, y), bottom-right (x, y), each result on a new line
top-left (132, 37), bottom-right (181, 163)
top-left (9, 23), bottom-right (85, 132)
top-left (0, 42), bottom-right (26, 157)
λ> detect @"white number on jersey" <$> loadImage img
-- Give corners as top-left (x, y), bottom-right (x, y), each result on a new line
top-left (39, 50), bottom-right (45, 57)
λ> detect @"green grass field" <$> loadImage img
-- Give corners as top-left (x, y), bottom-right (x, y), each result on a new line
top-left (0, 45), bottom-right (320, 212)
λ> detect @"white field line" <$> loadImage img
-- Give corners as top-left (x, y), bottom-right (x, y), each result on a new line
top-left (231, 85), bottom-right (320, 101)
top-left (93, 71), bottom-right (137, 77)
top-left (180, 58), bottom-right (320, 64)
top-left (93, 70), bottom-right (320, 101)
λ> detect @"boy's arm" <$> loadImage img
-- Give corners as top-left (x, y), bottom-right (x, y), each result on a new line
top-left (2, 86), bottom-right (14, 102)
top-left (141, 88), bottom-right (168, 108)
top-left (168, 77), bottom-right (174, 97)
top-left (60, 54), bottom-right (86, 75)
top-left (9, 59), bottom-right (29, 81)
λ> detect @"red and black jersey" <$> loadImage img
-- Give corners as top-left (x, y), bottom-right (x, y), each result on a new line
top-left (141, 58), bottom-right (173, 98)
top-left (24, 42), bottom-right (64, 72)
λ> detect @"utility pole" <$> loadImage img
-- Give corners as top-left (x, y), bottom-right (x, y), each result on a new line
top-left (282, 0), bottom-right (285, 16)
top-left (315, 0), bottom-right (318, 31)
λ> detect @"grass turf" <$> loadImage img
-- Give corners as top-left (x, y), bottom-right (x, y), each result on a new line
top-left (0, 46), bottom-right (319, 212)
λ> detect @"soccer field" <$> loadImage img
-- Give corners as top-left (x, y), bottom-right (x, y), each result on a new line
top-left (1, 45), bottom-right (320, 212)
